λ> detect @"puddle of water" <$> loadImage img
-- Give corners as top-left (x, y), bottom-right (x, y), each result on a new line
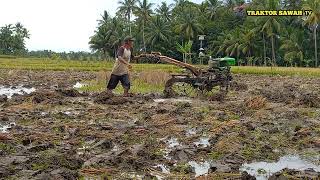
top-left (186, 128), bottom-right (197, 137)
top-left (160, 137), bottom-right (181, 160)
top-left (240, 155), bottom-right (320, 180)
top-left (155, 164), bottom-right (170, 174)
top-left (153, 98), bottom-right (193, 103)
top-left (167, 137), bottom-right (180, 148)
top-left (150, 164), bottom-right (170, 180)
top-left (41, 112), bottom-right (48, 116)
top-left (73, 82), bottom-right (87, 89)
top-left (194, 137), bottom-right (210, 147)
top-left (0, 124), bottom-right (11, 133)
top-left (64, 111), bottom-right (72, 115)
top-left (188, 161), bottom-right (211, 177)
top-left (0, 122), bottom-right (15, 133)
top-left (111, 144), bottom-right (119, 152)
top-left (77, 145), bottom-right (91, 155)
top-left (0, 86), bottom-right (35, 98)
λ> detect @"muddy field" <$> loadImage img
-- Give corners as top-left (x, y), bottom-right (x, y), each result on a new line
top-left (0, 69), bottom-right (320, 180)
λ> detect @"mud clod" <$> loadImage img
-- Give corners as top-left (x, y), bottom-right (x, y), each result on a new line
top-left (256, 85), bottom-right (297, 103)
top-left (230, 81), bottom-right (248, 91)
top-left (2, 70), bottom-right (320, 179)
top-left (94, 91), bottom-right (132, 105)
top-left (31, 91), bottom-right (64, 104)
top-left (0, 95), bottom-right (7, 103)
top-left (28, 143), bottom-right (55, 152)
top-left (269, 168), bottom-right (320, 180)
top-left (56, 89), bottom-right (82, 97)
top-left (298, 92), bottom-right (320, 108)
top-left (241, 171), bottom-right (256, 180)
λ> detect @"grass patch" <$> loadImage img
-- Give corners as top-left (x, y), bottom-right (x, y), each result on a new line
top-left (1, 58), bottom-right (320, 77)
top-left (31, 163), bottom-right (50, 171)
top-left (0, 58), bottom-right (181, 73)
top-left (0, 142), bottom-right (16, 154)
top-left (208, 151), bottom-right (224, 160)
top-left (0, 55), bottom-right (16, 59)
top-left (171, 163), bottom-right (193, 174)
top-left (77, 70), bottom-right (169, 94)
top-left (231, 66), bottom-right (320, 77)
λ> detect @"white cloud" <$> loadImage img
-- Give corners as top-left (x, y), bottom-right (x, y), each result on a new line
top-left (0, 0), bottom-right (203, 52)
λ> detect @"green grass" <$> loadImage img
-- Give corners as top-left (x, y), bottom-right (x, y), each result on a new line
top-left (231, 66), bottom-right (320, 77)
top-left (1, 58), bottom-right (320, 77)
top-left (0, 55), bottom-right (16, 59)
top-left (78, 78), bottom-right (165, 94)
top-left (0, 58), bottom-right (180, 73)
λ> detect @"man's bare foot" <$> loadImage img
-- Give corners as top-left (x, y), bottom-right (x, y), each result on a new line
top-left (106, 89), bottom-right (114, 96)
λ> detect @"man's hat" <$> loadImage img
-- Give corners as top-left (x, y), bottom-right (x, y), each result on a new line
top-left (124, 36), bottom-right (135, 42)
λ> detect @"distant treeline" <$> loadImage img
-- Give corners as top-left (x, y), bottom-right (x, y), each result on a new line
top-left (0, 23), bottom-right (107, 61)
top-left (27, 50), bottom-right (106, 61)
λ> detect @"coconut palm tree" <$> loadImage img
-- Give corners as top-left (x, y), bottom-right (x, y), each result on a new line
top-left (280, 28), bottom-right (304, 66)
top-left (206, 0), bottom-right (221, 20)
top-left (303, 0), bottom-right (320, 67)
top-left (134, 0), bottom-right (153, 52)
top-left (98, 11), bottom-right (110, 26)
top-left (89, 26), bottom-right (112, 60)
top-left (118, 0), bottom-right (137, 36)
top-left (174, 7), bottom-right (204, 41)
top-left (145, 16), bottom-right (171, 48)
top-left (155, 2), bottom-right (173, 22)
top-left (215, 28), bottom-right (242, 65)
top-left (261, 0), bottom-right (282, 66)
top-left (89, 16), bottom-right (125, 59)
top-left (238, 28), bottom-right (258, 65)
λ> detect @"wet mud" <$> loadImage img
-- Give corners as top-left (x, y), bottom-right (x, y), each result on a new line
top-left (0, 70), bottom-right (320, 179)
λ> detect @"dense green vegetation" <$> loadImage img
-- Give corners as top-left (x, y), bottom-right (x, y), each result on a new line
top-left (89, 0), bottom-right (320, 67)
top-left (1, 0), bottom-right (319, 67)
top-left (0, 23), bottom-right (29, 55)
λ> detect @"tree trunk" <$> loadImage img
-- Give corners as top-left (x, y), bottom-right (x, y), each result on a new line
top-left (271, 35), bottom-right (276, 66)
top-left (263, 33), bottom-right (267, 66)
top-left (237, 54), bottom-right (240, 66)
top-left (103, 49), bottom-right (107, 60)
top-left (143, 21), bottom-right (146, 52)
top-left (188, 38), bottom-right (191, 63)
top-left (128, 14), bottom-right (131, 36)
top-left (314, 27), bottom-right (318, 67)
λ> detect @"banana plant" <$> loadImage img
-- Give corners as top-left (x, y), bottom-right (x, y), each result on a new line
top-left (176, 40), bottom-right (193, 63)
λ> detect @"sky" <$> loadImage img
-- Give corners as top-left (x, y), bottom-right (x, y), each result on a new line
top-left (0, 0), bottom-right (203, 52)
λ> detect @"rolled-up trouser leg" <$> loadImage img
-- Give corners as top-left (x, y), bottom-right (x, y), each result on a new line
top-left (107, 74), bottom-right (120, 90)
top-left (120, 74), bottom-right (130, 90)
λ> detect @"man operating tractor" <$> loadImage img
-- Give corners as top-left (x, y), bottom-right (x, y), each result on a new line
top-left (106, 36), bottom-right (135, 97)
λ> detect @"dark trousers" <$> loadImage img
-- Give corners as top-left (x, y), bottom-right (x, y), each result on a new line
top-left (107, 74), bottom-right (130, 90)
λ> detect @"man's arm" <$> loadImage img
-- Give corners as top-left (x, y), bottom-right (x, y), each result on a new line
top-left (118, 56), bottom-right (130, 66)
top-left (116, 46), bottom-right (131, 66)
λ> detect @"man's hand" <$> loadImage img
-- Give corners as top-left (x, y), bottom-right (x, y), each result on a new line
top-left (128, 64), bottom-right (132, 70)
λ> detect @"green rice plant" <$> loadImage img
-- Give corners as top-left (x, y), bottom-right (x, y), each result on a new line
top-left (1, 58), bottom-right (320, 77)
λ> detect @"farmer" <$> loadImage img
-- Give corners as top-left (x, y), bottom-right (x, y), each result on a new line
top-left (106, 36), bottom-right (135, 96)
